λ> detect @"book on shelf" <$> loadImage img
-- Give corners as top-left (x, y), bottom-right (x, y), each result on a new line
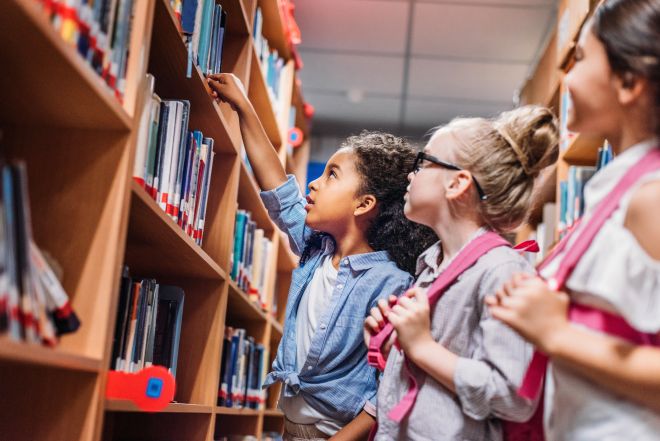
top-left (0, 161), bottom-right (79, 346)
top-left (133, 74), bottom-right (216, 246)
top-left (558, 141), bottom-right (613, 235)
top-left (218, 326), bottom-right (267, 409)
top-left (253, 7), bottom-right (287, 116)
top-left (38, 0), bottom-right (137, 101)
top-left (230, 210), bottom-right (276, 309)
top-left (111, 267), bottom-right (185, 377)
top-left (171, 0), bottom-right (227, 77)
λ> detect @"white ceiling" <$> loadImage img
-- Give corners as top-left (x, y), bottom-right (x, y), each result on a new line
top-left (295, 0), bottom-right (558, 139)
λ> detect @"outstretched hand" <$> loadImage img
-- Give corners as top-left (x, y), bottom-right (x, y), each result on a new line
top-left (206, 73), bottom-right (250, 113)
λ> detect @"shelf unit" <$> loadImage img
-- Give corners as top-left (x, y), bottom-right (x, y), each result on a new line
top-left (0, 0), bottom-right (311, 440)
top-left (516, 0), bottom-right (603, 249)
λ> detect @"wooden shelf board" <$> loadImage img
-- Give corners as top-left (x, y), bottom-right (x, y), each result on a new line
top-left (238, 161), bottom-right (276, 233)
top-left (105, 400), bottom-right (213, 414)
top-left (227, 279), bottom-right (269, 322)
top-left (258, 0), bottom-right (291, 60)
top-left (224, 0), bottom-right (252, 37)
top-left (0, 337), bottom-right (101, 372)
top-left (249, 48), bottom-right (283, 147)
top-left (126, 181), bottom-right (226, 281)
top-left (216, 406), bottom-right (261, 416)
top-left (149, 0), bottom-right (241, 155)
top-left (562, 133), bottom-right (604, 166)
top-left (263, 408), bottom-right (284, 417)
top-left (0, 0), bottom-right (132, 130)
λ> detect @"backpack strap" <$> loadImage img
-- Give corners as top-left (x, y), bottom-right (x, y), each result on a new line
top-left (367, 231), bottom-right (512, 422)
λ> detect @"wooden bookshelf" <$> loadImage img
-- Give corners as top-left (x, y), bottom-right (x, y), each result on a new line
top-left (516, 0), bottom-right (603, 252)
top-left (0, 0), bottom-right (132, 130)
top-left (0, 0), bottom-right (307, 439)
top-left (562, 133), bottom-right (606, 166)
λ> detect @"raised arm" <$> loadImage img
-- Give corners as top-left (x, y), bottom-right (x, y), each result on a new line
top-left (207, 73), bottom-right (286, 191)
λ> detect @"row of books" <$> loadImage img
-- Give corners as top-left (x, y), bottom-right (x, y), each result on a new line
top-left (218, 327), bottom-right (268, 409)
top-left (558, 142), bottom-right (613, 234)
top-left (253, 7), bottom-right (287, 113)
top-left (39, 0), bottom-right (136, 100)
top-left (133, 74), bottom-right (216, 246)
top-left (171, 0), bottom-right (227, 78)
top-left (0, 162), bottom-right (79, 345)
top-left (231, 210), bottom-right (276, 309)
top-left (111, 267), bottom-right (185, 376)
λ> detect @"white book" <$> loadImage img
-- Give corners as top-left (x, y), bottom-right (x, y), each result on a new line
top-left (196, 143), bottom-right (214, 245)
top-left (133, 74), bottom-right (156, 185)
top-left (250, 229), bottom-right (264, 296)
top-left (191, 141), bottom-right (209, 236)
top-left (158, 101), bottom-right (180, 212)
top-left (166, 101), bottom-right (185, 218)
top-left (186, 140), bottom-right (202, 236)
top-left (191, 0), bottom-right (205, 61)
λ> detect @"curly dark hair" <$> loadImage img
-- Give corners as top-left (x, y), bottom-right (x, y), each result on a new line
top-left (301, 131), bottom-right (437, 275)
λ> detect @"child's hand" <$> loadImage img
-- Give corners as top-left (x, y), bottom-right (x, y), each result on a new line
top-left (387, 287), bottom-right (434, 357)
top-left (485, 273), bottom-right (570, 354)
top-left (206, 73), bottom-right (250, 113)
top-left (364, 295), bottom-right (398, 359)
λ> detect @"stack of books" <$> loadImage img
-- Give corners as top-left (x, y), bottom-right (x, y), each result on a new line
top-left (171, 0), bottom-right (227, 77)
top-left (39, 0), bottom-right (137, 100)
top-left (111, 267), bottom-right (185, 377)
top-left (0, 161), bottom-right (79, 346)
top-left (218, 326), bottom-right (267, 409)
top-left (133, 74), bottom-right (216, 246)
top-left (253, 7), bottom-right (287, 115)
top-left (231, 210), bottom-right (276, 309)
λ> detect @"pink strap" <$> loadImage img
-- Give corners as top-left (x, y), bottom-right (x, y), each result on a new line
top-left (367, 232), bottom-right (511, 422)
top-left (519, 147), bottom-right (660, 400)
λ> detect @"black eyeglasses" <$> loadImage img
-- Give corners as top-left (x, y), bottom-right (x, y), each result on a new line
top-left (412, 152), bottom-right (487, 201)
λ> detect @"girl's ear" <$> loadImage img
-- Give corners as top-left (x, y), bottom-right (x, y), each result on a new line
top-left (354, 194), bottom-right (377, 217)
top-left (445, 170), bottom-right (473, 201)
top-left (616, 72), bottom-right (649, 107)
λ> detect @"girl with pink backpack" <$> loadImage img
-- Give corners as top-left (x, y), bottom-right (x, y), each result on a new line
top-left (364, 104), bottom-right (559, 440)
top-left (488, 1), bottom-right (660, 439)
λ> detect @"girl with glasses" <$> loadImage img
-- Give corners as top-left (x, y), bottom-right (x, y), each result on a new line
top-left (365, 104), bottom-right (559, 440)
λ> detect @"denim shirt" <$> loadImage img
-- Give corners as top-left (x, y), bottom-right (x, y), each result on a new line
top-left (260, 175), bottom-right (413, 423)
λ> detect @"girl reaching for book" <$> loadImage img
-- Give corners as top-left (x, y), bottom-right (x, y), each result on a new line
top-left (364, 104), bottom-right (559, 440)
top-left (487, 1), bottom-right (660, 439)
top-left (207, 73), bottom-right (436, 440)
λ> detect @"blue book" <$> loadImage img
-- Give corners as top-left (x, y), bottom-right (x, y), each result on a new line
top-left (181, 0), bottom-right (198, 34)
top-left (214, 10), bottom-right (227, 74)
top-left (226, 331), bottom-right (241, 407)
top-left (232, 211), bottom-right (247, 280)
top-left (197, 0), bottom-right (215, 72)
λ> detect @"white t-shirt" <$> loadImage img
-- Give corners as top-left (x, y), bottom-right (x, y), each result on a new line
top-left (279, 254), bottom-right (344, 436)
top-left (540, 138), bottom-right (660, 441)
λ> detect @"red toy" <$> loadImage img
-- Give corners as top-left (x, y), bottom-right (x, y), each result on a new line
top-left (106, 366), bottom-right (176, 412)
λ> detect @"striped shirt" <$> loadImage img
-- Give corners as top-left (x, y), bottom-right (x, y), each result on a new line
top-left (376, 232), bottom-right (537, 441)
top-left (261, 175), bottom-right (413, 424)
